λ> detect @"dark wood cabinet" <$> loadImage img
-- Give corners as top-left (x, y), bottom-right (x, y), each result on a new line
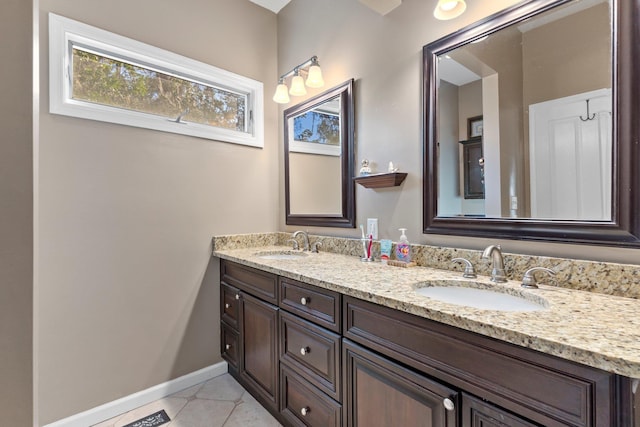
top-left (462, 393), bottom-right (539, 427)
top-left (240, 292), bottom-right (279, 411)
top-left (219, 259), bottom-right (638, 427)
top-left (280, 364), bottom-right (342, 427)
top-left (220, 260), bottom-right (280, 415)
top-left (279, 277), bottom-right (341, 333)
top-left (279, 310), bottom-right (341, 400)
top-left (343, 339), bottom-right (458, 427)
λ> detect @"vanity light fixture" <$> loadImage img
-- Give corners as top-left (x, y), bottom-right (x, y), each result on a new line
top-left (433, 0), bottom-right (466, 20)
top-left (272, 56), bottom-right (325, 104)
top-left (289, 70), bottom-right (307, 96)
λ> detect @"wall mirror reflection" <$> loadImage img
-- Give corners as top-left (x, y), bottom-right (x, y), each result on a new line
top-left (423, 0), bottom-right (640, 246)
top-left (285, 79), bottom-right (355, 227)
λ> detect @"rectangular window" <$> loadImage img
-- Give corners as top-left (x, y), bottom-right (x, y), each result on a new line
top-left (49, 13), bottom-right (264, 147)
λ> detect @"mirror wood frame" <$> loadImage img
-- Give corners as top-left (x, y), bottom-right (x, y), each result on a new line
top-left (423, 0), bottom-right (640, 247)
top-left (285, 79), bottom-right (356, 228)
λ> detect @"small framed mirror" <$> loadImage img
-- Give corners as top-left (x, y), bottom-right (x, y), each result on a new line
top-left (285, 79), bottom-right (355, 227)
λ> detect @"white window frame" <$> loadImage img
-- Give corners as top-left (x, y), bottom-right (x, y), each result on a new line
top-left (49, 13), bottom-right (264, 148)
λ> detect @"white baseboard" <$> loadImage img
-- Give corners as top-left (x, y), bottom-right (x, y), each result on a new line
top-left (43, 361), bottom-right (228, 427)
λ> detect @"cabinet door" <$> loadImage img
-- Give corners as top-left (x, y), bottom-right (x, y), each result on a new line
top-left (343, 339), bottom-right (458, 427)
top-left (240, 292), bottom-right (279, 411)
top-left (221, 322), bottom-right (239, 371)
top-left (462, 393), bottom-right (538, 427)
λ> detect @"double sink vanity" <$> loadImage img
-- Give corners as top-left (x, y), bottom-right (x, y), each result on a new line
top-left (246, 0), bottom-right (640, 424)
top-left (213, 232), bottom-right (640, 427)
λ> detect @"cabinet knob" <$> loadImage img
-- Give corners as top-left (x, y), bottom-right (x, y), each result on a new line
top-left (235, 294), bottom-right (240, 300)
top-left (300, 297), bottom-right (309, 305)
top-left (300, 346), bottom-right (310, 356)
top-left (225, 303), bottom-right (231, 309)
top-left (225, 344), bottom-right (231, 350)
top-left (443, 397), bottom-right (455, 411)
top-left (300, 407), bottom-right (310, 416)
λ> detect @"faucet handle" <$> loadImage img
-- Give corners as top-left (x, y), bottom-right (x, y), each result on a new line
top-left (451, 258), bottom-right (477, 279)
top-left (311, 241), bottom-right (322, 253)
top-left (521, 267), bottom-right (555, 289)
top-left (287, 239), bottom-right (299, 251)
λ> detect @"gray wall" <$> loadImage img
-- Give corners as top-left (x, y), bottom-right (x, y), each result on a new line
top-left (277, 0), bottom-right (638, 264)
top-left (36, 0), bottom-right (278, 423)
top-left (0, 0), bottom-right (34, 425)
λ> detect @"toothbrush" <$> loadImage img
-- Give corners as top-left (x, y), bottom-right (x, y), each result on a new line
top-left (367, 234), bottom-right (373, 259)
top-left (360, 224), bottom-right (368, 258)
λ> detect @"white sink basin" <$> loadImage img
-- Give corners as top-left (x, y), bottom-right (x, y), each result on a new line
top-left (254, 250), bottom-right (308, 260)
top-left (415, 281), bottom-right (547, 312)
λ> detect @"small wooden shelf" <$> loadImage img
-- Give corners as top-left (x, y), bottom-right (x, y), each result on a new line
top-left (354, 172), bottom-right (408, 189)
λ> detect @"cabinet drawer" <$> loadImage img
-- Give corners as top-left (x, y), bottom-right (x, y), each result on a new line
top-left (221, 322), bottom-right (239, 370)
top-left (462, 393), bottom-right (538, 427)
top-left (280, 364), bottom-right (341, 427)
top-left (221, 283), bottom-right (240, 329)
top-left (221, 260), bottom-right (278, 304)
top-left (280, 277), bottom-right (341, 332)
top-left (280, 311), bottom-right (341, 401)
top-left (344, 296), bottom-right (615, 427)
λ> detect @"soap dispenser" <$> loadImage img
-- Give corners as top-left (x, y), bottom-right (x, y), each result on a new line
top-left (395, 228), bottom-right (411, 263)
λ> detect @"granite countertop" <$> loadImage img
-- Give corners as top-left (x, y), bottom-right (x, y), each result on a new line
top-left (213, 245), bottom-right (640, 378)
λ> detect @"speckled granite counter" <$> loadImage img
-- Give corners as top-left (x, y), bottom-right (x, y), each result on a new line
top-left (212, 236), bottom-right (640, 378)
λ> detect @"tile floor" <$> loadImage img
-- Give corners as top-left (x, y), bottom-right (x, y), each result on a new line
top-left (92, 373), bottom-right (282, 427)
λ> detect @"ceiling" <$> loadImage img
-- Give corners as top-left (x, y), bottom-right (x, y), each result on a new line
top-left (249, 0), bottom-right (402, 15)
top-left (248, 0), bottom-right (291, 13)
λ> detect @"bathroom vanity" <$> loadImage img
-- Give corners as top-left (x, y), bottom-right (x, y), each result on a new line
top-left (214, 237), bottom-right (640, 427)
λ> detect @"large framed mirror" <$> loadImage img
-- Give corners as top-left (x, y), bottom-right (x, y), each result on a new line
top-left (423, 0), bottom-right (640, 246)
top-left (285, 79), bottom-right (355, 227)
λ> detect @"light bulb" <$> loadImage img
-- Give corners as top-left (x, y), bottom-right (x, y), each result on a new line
top-left (440, 1), bottom-right (458, 11)
top-left (434, 0), bottom-right (466, 20)
top-left (289, 75), bottom-right (307, 96)
top-left (272, 82), bottom-right (290, 104)
top-left (305, 65), bottom-right (324, 88)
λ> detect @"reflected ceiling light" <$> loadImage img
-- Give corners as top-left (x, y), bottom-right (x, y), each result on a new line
top-left (434, 0), bottom-right (466, 20)
top-left (272, 56), bottom-right (325, 104)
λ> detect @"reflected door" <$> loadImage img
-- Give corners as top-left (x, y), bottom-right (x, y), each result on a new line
top-left (529, 89), bottom-right (612, 220)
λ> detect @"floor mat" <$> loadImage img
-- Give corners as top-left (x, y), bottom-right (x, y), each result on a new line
top-left (122, 409), bottom-right (170, 427)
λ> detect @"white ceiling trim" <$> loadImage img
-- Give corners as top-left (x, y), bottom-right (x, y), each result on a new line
top-left (248, 0), bottom-right (291, 14)
top-left (358, 0), bottom-right (402, 15)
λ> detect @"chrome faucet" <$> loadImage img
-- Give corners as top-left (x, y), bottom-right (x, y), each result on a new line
top-left (482, 244), bottom-right (507, 283)
top-left (292, 230), bottom-right (310, 251)
top-left (521, 267), bottom-right (555, 289)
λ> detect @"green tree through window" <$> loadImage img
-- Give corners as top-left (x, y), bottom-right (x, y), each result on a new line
top-left (72, 48), bottom-right (246, 131)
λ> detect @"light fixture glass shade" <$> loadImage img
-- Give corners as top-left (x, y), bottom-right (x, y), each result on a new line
top-left (433, 0), bottom-right (466, 20)
top-left (289, 75), bottom-right (307, 96)
top-left (305, 65), bottom-right (324, 88)
top-left (272, 83), bottom-right (290, 104)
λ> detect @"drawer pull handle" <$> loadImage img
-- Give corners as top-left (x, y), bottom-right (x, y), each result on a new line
top-left (300, 297), bottom-right (309, 305)
top-left (225, 303), bottom-right (231, 309)
top-left (235, 294), bottom-right (240, 300)
top-left (301, 407), bottom-right (310, 416)
top-left (443, 398), bottom-right (455, 411)
top-left (225, 344), bottom-right (231, 350)
top-left (300, 346), bottom-right (310, 356)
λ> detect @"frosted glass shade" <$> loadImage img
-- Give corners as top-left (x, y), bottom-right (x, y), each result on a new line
top-left (433, 0), bottom-right (466, 20)
top-left (305, 65), bottom-right (324, 88)
top-left (272, 83), bottom-right (290, 104)
top-left (289, 75), bottom-right (307, 96)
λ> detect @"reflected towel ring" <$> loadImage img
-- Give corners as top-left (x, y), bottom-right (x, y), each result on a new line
top-left (580, 99), bottom-right (596, 121)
